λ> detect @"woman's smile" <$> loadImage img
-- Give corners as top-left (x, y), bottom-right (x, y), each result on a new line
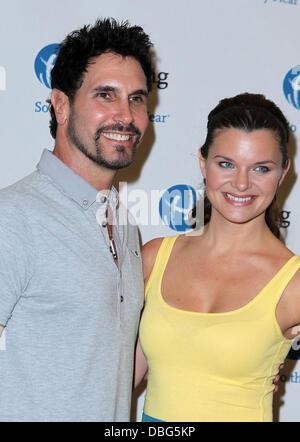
top-left (199, 127), bottom-right (288, 224)
top-left (222, 192), bottom-right (257, 206)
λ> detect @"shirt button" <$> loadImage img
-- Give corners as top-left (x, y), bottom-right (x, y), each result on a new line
top-left (82, 200), bottom-right (88, 206)
top-left (134, 251), bottom-right (139, 257)
top-left (120, 296), bottom-right (124, 303)
top-left (101, 196), bottom-right (107, 203)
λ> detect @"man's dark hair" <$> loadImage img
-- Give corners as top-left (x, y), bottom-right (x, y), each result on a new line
top-left (49, 18), bottom-right (153, 138)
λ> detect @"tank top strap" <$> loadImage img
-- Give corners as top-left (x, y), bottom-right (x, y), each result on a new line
top-left (266, 255), bottom-right (300, 308)
top-left (145, 235), bottom-right (179, 298)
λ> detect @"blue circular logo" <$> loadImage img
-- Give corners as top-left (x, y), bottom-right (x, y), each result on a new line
top-left (34, 44), bottom-right (59, 89)
top-left (283, 65), bottom-right (300, 110)
top-left (159, 184), bottom-right (196, 232)
top-left (287, 337), bottom-right (300, 360)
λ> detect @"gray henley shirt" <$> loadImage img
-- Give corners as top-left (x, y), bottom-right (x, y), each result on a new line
top-left (0, 149), bottom-right (144, 422)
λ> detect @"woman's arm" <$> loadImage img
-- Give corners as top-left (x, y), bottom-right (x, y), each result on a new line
top-left (134, 338), bottom-right (148, 388)
top-left (133, 237), bottom-right (164, 389)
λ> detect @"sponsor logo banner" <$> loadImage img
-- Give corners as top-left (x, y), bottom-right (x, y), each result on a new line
top-left (159, 184), bottom-right (197, 232)
top-left (283, 66), bottom-right (300, 109)
top-left (34, 43), bottom-right (59, 89)
top-left (264, 0), bottom-right (298, 5)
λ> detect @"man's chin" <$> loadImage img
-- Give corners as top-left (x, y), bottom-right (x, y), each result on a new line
top-left (99, 149), bottom-right (137, 170)
top-left (102, 158), bottom-right (135, 170)
top-left (72, 140), bottom-right (136, 170)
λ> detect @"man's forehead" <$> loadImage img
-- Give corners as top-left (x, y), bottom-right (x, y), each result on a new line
top-left (76, 52), bottom-right (146, 94)
top-left (85, 52), bottom-right (145, 78)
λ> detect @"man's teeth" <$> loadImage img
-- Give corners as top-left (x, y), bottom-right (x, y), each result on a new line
top-left (225, 193), bottom-right (254, 202)
top-left (103, 132), bottom-right (130, 141)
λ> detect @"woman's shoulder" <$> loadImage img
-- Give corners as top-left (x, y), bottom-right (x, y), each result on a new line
top-left (142, 236), bottom-right (166, 258)
top-left (141, 237), bottom-right (165, 283)
top-left (142, 235), bottom-right (183, 278)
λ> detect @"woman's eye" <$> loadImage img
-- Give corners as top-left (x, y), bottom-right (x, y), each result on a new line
top-left (219, 161), bottom-right (234, 169)
top-left (254, 166), bottom-right (270, 173)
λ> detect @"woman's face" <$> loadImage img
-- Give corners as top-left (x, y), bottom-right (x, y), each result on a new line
top-left (199, 128), bottom-right (290, 225)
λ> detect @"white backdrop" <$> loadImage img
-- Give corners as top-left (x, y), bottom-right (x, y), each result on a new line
top-left (1, 0), bottom-right (300, 422)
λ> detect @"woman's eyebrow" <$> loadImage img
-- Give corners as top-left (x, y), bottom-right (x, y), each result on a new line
top-left (254, 160), bottom-right (277, 165)
top-left (213, 155), bottom-right (233, 161)
top-left (213, 155), bottom-right (278, 165)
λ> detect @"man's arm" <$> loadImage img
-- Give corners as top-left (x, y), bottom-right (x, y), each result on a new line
top-left (0, 202), bottom-right (34, 332)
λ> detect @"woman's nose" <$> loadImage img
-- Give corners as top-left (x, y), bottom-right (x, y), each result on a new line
top-left (232, 169), bottom-right (250, 192)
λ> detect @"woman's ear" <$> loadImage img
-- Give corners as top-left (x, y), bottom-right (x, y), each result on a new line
top-left (278, 159), bottom-right (290, 187)
top-left (198, 148), bottom-right (207, 179)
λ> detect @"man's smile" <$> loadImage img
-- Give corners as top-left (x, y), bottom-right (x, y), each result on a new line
top-left (102, 132), bottom-right (132, 141)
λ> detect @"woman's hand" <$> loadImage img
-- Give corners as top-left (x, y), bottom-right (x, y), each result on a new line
top-left (273, 364), bottom-right (284, 393)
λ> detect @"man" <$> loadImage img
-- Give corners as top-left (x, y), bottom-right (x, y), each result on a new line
top-left (0, 18), bottom-right (152, 422)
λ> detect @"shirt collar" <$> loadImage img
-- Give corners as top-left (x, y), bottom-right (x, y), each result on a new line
top-left (37, 149), bottom-right (119, 210)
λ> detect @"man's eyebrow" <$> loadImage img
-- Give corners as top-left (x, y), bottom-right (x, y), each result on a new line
top-left (92, 85), bottom-right (116, 93)
top-left (91, 86), bottom-right (148, 97)
top-left (130, 89), bottom-right (148, 97)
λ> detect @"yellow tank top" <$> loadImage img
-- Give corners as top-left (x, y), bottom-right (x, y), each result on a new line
top-left (139, 235), bottom-right (300, 422)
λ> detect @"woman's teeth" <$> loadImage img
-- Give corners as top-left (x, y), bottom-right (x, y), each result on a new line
top-left (225, 193), bottom-right (254, 202)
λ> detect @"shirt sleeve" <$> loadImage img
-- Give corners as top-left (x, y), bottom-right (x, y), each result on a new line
top-left (0, 204), bottom-right (34, 326)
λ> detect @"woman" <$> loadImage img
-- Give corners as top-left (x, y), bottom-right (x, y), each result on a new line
top-left (134, 93), bottom-right (300, 422)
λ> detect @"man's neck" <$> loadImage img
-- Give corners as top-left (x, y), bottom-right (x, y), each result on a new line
top-left (53, 144), bottom-right (116, 192)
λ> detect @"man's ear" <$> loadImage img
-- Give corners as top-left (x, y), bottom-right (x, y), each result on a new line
top-left (198, 148), bottom-right (207, 180)
top-left (50, 89), bottom-right (70, 126)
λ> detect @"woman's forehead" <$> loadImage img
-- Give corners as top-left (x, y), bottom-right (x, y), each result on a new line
top-left (208, 128), bottom-right (282, 162)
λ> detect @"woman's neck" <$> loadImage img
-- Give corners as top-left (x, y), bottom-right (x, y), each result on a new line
top-left (202, 210), bottom-right (275, 255)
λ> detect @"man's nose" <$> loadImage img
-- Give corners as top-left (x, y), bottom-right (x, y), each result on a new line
top-left (113, 100), bottom-right (134, 125)
top-left (232, 169), bottom-right (250, 192)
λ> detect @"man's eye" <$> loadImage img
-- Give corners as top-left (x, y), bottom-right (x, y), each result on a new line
top-left (219, 161), bottom-right (233, 169)
top-left (130, 95), bottom-right (144, 103)
top-left (97, 92), bottom-right (111, 99)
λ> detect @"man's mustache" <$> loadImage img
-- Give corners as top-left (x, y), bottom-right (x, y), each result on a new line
top-left (95, 123), bottom-right (141, 142)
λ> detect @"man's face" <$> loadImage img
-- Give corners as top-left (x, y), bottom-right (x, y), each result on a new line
top-left (67, 52), bottom-right (149, 170)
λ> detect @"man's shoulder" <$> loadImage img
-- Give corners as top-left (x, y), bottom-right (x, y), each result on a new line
top-left (0, 171), bottom-right (43, 219)
top-left (0, 171), bottom-right (38, 197)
